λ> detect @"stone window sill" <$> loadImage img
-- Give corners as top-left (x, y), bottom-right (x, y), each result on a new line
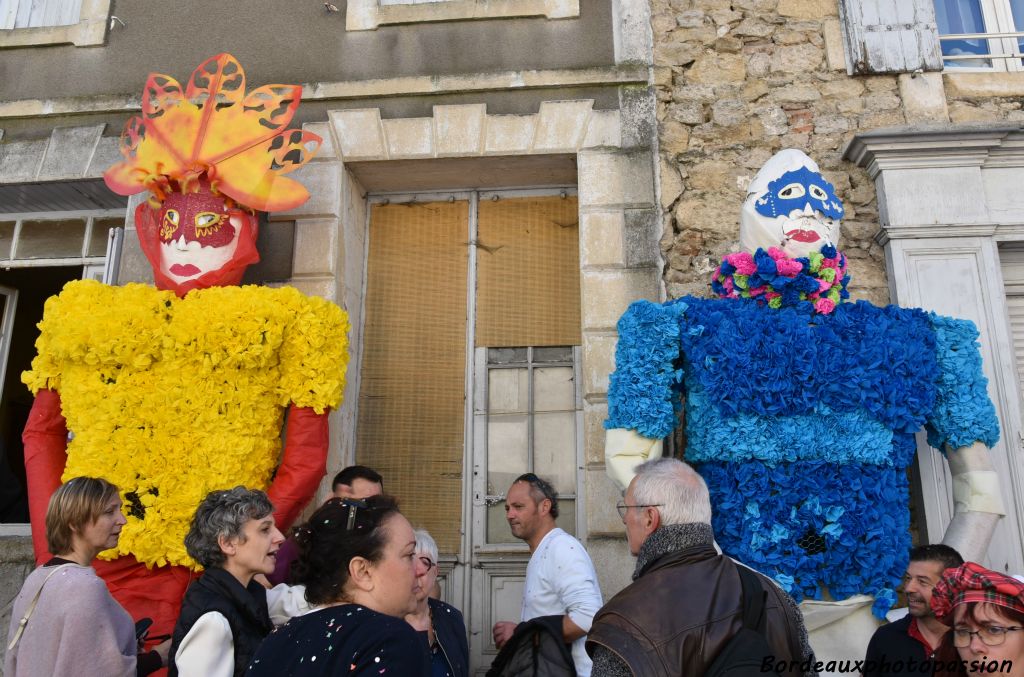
top-left (944, 71), bottom-right (1024, 98)
top-left (346, 0), bottom-right (578, 31)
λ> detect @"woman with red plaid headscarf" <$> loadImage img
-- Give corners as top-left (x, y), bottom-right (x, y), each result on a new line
top-left (930, 562), bottom-right (1024, 676)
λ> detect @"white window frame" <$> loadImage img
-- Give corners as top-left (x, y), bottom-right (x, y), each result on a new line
top-left (0, 208), bottom-right (121, 269)
top-left (473, 344), bottom-right (584, 552)
top-left (345, 0), bottom-right (578, 31)
top-left (935, 0), bottom-right (1024, 71)
top-left (0, 0), bottom-right (110, 48)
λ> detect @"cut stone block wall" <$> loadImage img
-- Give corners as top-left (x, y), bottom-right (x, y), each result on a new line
top-left (651, 0), bottom-right (1024, 308)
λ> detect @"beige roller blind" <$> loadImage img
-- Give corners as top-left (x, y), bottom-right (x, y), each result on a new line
top-left (475, 195), bottom-right (581, 347)
top-left (356, 201), bottom-right (468, 553)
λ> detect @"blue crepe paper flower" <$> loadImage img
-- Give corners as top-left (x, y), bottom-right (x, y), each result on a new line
top-left (925, 314), bottom-right (1000, 450)
top-left (700, 460), bottom-right (909, 617)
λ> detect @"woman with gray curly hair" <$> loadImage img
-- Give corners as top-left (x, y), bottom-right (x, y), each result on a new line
top-left (168, 486), bottom-right (305, 677)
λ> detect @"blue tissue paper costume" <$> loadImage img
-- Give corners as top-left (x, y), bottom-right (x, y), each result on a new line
top-left (605, 286), bottom-right (999, 618)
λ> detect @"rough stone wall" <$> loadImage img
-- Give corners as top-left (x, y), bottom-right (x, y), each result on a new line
top-left (651, 0), bottom-right (1024, 306)
top-left (0, 537), bottom-right (35, 676)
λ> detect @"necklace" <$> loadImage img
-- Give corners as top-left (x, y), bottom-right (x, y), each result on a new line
top-left (711, 244), bottom-right (849, 314)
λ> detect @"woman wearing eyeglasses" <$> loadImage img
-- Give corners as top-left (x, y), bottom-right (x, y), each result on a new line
top-left (245, 495), bottom-right (430, 676)
top-left (930, 561), bottom-right (1024, 675)
top-left (405, 529), bottom-right (469, 677)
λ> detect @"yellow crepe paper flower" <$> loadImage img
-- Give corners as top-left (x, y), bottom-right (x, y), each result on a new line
top-left (24, 280), bottom-right (349, 569)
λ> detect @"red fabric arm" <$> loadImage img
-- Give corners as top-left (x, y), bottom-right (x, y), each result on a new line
top-left (267, 405), bottom-right (329, 533)
top-left (21, 388), bottom-right (68, 564)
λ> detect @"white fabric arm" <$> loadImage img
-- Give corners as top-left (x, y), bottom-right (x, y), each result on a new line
top-left (604, 428), bottom-right (663, 491)
top-left (942, 442), bottom-right (1006, 563)
top-left (174, 611), bottom-right (234, 677)
top-left (266, 583), bottom-right (311, 626)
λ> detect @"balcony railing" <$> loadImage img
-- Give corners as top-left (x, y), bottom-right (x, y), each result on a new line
top-left (939, 30), bottom-right (1024, 64)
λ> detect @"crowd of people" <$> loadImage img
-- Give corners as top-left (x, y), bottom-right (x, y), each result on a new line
top-left (5, 461), bottom-right (1023, 676)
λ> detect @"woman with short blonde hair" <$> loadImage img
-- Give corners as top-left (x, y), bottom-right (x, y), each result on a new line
top-left (5, 477), bottom-right (166, 676)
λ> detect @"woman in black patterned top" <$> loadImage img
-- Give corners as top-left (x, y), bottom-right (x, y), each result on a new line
top-left (245, 496), bottom-right (429, 676)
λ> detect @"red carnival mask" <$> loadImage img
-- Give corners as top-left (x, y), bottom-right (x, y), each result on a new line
top-left (103, 53), bottom-right (321, 297)
top-left (135, 178), bottom-right (260, 297)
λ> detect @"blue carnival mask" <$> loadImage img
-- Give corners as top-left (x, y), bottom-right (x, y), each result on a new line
top-left (754, 167), bottom-right (845, 221)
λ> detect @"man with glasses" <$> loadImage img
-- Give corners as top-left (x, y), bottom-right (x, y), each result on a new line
top-left (492, 473), bottom-right (603, 677)
top-left (863, 545), bottom-right (964, 676)
top-left (586, 458), bottom-right (813, 676)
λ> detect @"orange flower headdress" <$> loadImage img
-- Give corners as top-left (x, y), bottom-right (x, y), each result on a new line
top-left (104, 53), bottom-right (321, 294)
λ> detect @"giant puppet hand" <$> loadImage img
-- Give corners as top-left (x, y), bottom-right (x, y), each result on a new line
top-left (943, 442), bottom-right (1006, 562)
top-left (604, 428), bottom-right (662, 492)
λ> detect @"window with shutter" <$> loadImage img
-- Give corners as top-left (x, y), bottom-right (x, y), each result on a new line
top-left (934, 0), bottom-right (1024, 71)
top-left (0, 0), bottom-right (110, 48)
top-left (345, 0), bottom-right (578, 30)
top-left (838, 0), bottom-right (944, 73)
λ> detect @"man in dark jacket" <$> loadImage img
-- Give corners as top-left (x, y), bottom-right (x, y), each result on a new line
top-left (862, 544), bottom-right (963, 676)
top-left (585, 458), bottom-right (815, 677)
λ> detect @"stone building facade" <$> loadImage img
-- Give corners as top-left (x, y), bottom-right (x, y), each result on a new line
top-left (1, 0), bottom-right (1023, 672)
top-left (0, 2), bottom-right (659, 673)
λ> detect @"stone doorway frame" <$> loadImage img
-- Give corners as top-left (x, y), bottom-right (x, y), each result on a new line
top-left (274, 98), bottom-right (663, 595)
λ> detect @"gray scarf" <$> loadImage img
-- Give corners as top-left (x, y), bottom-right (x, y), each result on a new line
top-left (633, 522), bottom-right (715, 580)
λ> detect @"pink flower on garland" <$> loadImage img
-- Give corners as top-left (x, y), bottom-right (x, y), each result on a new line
top-left (776, 258), bottom-right (803, 276)
top-left (815, 298), bottom-right (836, 314)
top-left (726, 252), bottom-right (757, 276)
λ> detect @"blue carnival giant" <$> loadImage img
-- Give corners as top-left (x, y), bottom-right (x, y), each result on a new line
top-left (603, 149), bottom-right (1005, 659)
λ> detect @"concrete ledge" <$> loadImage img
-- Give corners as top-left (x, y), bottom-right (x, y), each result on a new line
top-left (383, 117), bottom-right (434, 159)
top-left (330, 109), bottom-right (387, 161)
top-left (0, 124), bottom-right (115, 184)
top-left (0, 66), bottom-right (648, 120)
top-left (0, 535), bottom-right (33, 563)
top-left (331, 101), bottom-right (621, 162)
top-left (944, 72), bottom-right (1024, 99)
top-left (484, 115), bottom-right (538, 155)
top-left (276, 163), bottom-right (342, 218)
top-left (533, 101), bottom-right (594, 153)
top-left (36, 125), bottom-right (105, 180)
top-left (434, 104), bottom-right (486, 157)
top-left (346, 0), bottom-right (578, 31)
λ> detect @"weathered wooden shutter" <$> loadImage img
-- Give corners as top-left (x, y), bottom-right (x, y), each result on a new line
top-left (838, 0), bottom-right (944, 74)
top-left (0, 0), bottom-right (82, 30)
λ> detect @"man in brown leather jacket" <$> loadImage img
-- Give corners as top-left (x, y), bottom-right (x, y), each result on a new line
top-left (586, 458), bottom-right (816, 677)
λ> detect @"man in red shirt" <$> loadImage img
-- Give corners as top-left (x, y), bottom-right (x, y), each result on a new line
top-left (863, 545), bottom-right (964, 676)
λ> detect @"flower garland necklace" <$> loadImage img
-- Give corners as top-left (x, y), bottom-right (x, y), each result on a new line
top-left (711, 244), bottom-right (850, 314)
